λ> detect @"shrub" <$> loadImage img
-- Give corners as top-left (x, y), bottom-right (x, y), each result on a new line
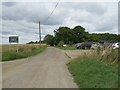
top-left (57, 41), bottom-right (64, 47)
top-left (69, 41), bottom-right (73, 46)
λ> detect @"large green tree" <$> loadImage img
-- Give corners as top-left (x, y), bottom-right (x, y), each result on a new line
top-left (44, 25), bottom-right (118, 46)
top-left (54, 27), bottom-right (73, 45)
top-left (44, 34), bottom-right (54, 46)
top-left (54, 25), bottom-right (88, 45)
top-left (72, 25), bottom-right (88, 43)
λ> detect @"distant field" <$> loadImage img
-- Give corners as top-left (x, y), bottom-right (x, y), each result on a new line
top-left (1, 44), bottom-right (47, 61)
top-left (1, 44), bottom-right (47, 51)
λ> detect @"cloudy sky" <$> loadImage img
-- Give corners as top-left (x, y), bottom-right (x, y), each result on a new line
top-left (1, 1), bottom-right (119, 44)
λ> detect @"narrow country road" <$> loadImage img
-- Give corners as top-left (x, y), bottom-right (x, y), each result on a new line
top-left (2, 47), bottom-right (77, 88)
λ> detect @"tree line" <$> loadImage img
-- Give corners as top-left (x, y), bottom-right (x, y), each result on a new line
top-left (27, 25), bottom-right (119, 45)
top-left (44, 25), bottom-right (119, 46)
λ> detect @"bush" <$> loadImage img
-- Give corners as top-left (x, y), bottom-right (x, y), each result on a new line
top-left (69, 41), bottom-right (73, 46)
top-left (57, 41), bottom-right (64, 47)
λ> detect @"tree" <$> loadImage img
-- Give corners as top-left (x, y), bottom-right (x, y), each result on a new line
top-left (44, 34), bottom-right (54, 46)
top-left (88, 33), bottom-right (99, 42)
top-left (118, 34), bottom-right (120, 42)
top-left (44, 25), bottom-right (118, 46)
top-left (35, 41), bottom-right (38, 43)
top-left (54, 25), bottom-right (88, 45)
top-left (54, 27), bottom-right (72, 44)
top-left (72, 25), bottom-right (88, 43)
top-left (26, 41), bottom-right (35, 44)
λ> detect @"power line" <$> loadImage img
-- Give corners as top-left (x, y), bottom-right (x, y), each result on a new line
top-left (44, 0), bottom-right (60, 22)
top-left (38, 0), bottom-right (60, 42)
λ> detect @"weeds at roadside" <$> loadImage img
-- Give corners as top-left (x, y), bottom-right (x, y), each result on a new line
top-left (67, 47), bottom-right (118, 88)
top-left (2, 44), bottom-right (47, 61)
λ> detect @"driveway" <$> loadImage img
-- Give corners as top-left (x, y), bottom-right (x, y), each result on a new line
top-left (2, 47), bottom-right (77, 88)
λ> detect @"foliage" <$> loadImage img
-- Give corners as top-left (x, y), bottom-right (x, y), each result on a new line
top-left (118, 34), bottom-right (120, 42)
top-left (27, 41), bottom-right (35, 44)
top-left (57, 41), bottom-right (64, 47)
top-left (69, 41), bottom-right (73, 45)
top-left (89, 33), bottom-right (118, 42)
top-left (26, 41), bottom-right (44, 44)
top-left (44, 25), bottom-right (118, 46)
top-left (54, 26), bottom-right (88, 45)
top-left (72, 26), bottom-right (88, 43)
top-left (54, 27), bottom-right (72, 45)
top-left (44, 34), bottom-right (54, 46)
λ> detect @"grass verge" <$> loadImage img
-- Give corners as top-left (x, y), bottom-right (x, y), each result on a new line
top-left (67, 56), bottom-right (118, 88)
top-left (2, 47), bottom-right (46, 62)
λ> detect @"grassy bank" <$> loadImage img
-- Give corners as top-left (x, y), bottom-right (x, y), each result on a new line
top-left (2, 44), bottom-right (46, 61)
top-left (67, 48), bottom-right (118, 88)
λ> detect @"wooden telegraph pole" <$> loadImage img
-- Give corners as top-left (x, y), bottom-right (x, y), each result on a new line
top-left (39, 21), bottom-right (41, 46)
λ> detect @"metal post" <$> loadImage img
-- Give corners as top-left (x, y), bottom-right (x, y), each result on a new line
top-left (39, 21), bottom-right (41, 46)
top-left (9, 43), bottom-right (11, 52)
top-left (17, 42), bottom-right (19, 53)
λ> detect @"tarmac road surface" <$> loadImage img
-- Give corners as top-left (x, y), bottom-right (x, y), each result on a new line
top-left (2, 47), bottom-right (77, 88)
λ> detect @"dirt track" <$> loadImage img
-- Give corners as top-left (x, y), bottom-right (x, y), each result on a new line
top-left (2, 47), bottom-right (77, 88)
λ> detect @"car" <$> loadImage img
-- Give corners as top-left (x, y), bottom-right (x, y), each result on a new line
top-left (112, 42), bottom-right (119, 49)
top-left (75, 43), bottom-right (82, 49)
top-left (91, 43), bottom-right (98, 49)
top-left (75, 42), bottom-right (92, 49)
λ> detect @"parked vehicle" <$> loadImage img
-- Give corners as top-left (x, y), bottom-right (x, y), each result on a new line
top-left (75, 42), bottom-right (92, 49)
top-left (75, 43), bottom-right (82, 49)
top-left (112, 42), bottom-right (119, 49)
top-left (103, 42), bottom-right (113, 48)
top-left (91, 43), bottom-right (99, 49)
top-left (91, 43), bottom-right (104, 49)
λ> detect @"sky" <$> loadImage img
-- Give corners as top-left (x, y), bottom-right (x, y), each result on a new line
top-left (0, 0), bottom-right (119, 44)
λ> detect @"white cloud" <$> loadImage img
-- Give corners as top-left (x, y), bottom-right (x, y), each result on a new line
top-left (1, 2), bottom-right (118, 44)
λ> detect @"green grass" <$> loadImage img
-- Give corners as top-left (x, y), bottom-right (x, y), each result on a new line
top-left (2, 47), bottom-right (46, 61)
top-left (67, 56), bottom-right (118, 88)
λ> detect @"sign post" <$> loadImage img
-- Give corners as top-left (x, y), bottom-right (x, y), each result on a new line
top-left (9, 36), bottom-right (19, 53)
top-left (9, 42), bottom-right (11, 51)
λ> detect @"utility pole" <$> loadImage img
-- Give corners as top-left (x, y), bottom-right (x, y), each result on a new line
top-left (39, 21), bottom-right (41, 45)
